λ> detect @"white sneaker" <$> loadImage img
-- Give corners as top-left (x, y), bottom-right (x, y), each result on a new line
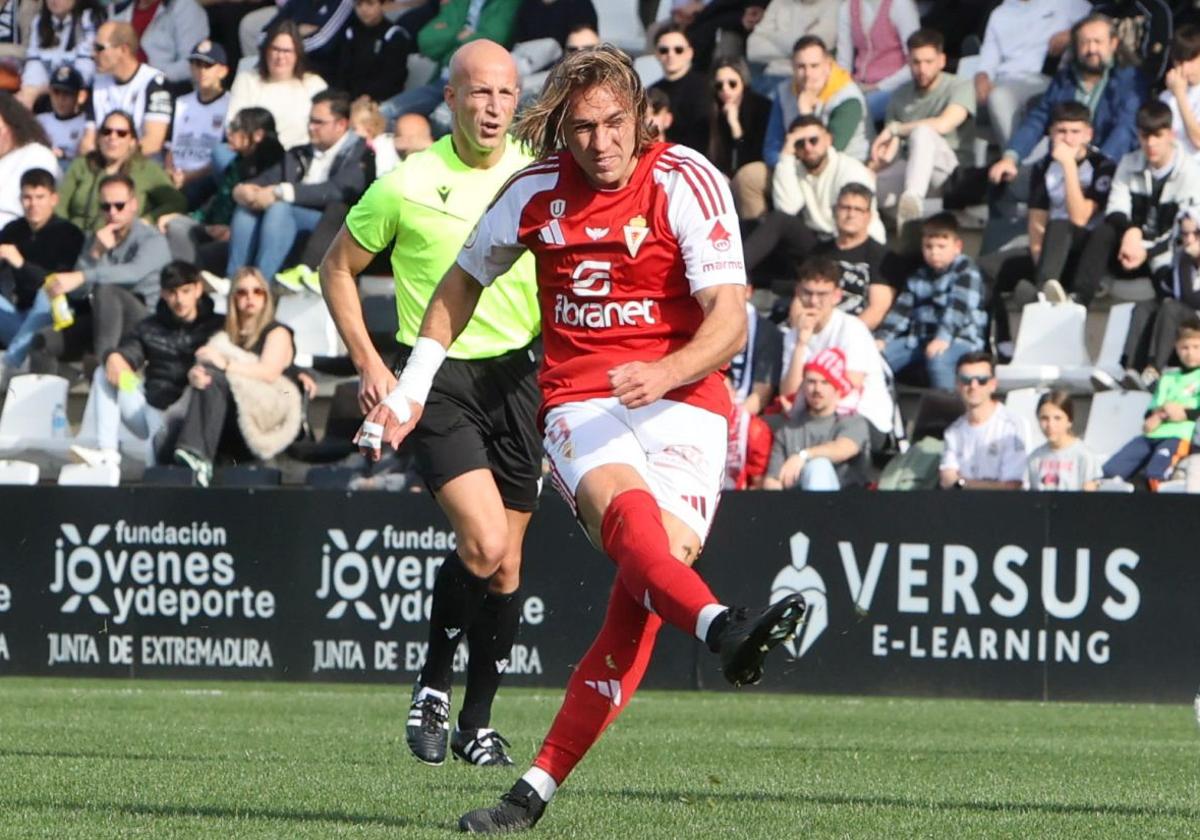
top-left (1042, 279), bottom-right (1068, 304)
top-left (200, 270), bottom-right (231, 297)
top-left (896, 192), bottom-right (924, 231)
top-left (1090, 370), bottom-right (1119, 392)
top-left (69, 445), bottom-right (121, 467)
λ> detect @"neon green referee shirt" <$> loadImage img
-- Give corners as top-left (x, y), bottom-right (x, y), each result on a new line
top-left (345, 135), bottom-right (540, 360)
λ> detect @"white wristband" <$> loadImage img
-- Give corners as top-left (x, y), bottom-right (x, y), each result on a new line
top-left (381, 337), bottom-right (447, 423)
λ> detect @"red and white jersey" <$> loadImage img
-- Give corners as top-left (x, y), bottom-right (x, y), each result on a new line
top-left (458, 142), bottom-right (746, 421)
top-left (725, 405), bottom-right (772, 490)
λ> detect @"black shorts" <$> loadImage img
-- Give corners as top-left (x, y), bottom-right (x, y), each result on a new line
top-left (393, 340), bottom-right (542, 512)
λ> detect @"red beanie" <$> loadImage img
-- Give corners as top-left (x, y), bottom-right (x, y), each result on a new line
top-left (803, 347), bottom-right (853, 397)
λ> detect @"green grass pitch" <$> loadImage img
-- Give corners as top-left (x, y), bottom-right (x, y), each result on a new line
top-left (0, 677), bottom-right (1196, 838)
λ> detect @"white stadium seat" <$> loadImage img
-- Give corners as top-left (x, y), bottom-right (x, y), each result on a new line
top-left (1004, 388), bottom-right (1047, 451)
top-left (1083, 390), bottom-right (1153, 462)
top-left (276, 295), bottom-right (345, 359)
top-left (599, 0), bottom-right (649, 55)
top-left (0, 460), bottom-right (39, 484)
top-left (995, 301), bottom-right (1091, 392)
top-left (57, 463), bottom-right (121, 487)
top-left (0, 374), bottom-right (71, 455)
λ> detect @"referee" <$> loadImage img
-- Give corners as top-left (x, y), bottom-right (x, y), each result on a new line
top-left (319, 40), bottom-right (540, 768)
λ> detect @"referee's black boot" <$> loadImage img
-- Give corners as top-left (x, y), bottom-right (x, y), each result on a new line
top-left (406, 684), bottom-right (451, 765)
top-left (459, 780), bottom-right (547, 833)
top-left (712, 594), bottom-right (807, 687)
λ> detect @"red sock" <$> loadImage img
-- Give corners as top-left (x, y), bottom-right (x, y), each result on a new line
top-left (533, 580), bottom-right (661, 784)
top-left (600, 488), bottom-right (718, 636)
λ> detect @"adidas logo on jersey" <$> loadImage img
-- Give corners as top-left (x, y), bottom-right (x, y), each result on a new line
top-left (585, 678), bottom-right (622, 705)
top-left (538, 219), bottom-right (566, 246)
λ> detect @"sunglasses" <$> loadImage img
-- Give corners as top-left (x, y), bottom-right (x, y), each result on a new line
top-left (235, 287), bottom-right (267, 299)
top-left (657, 45), bottom-right (687, 55)
top-left (957, 374), bottom-right (992, 386)
top-left (93, 42), bottom-right (113, 52)
top-left (794, 135), bottom-right (823, 147)
top-left (99, 201), bottom-right (126, 212)
top-left (100, 126), bottom-right (131, 138)
top-left (714, 79), bottom-right (740, 90)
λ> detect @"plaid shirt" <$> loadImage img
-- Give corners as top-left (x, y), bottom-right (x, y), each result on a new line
top-left (876, 254), bottom-right (987, 350)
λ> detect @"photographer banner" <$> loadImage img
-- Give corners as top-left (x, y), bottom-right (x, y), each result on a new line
top-left (0, 488), bottom-right (1195, 702)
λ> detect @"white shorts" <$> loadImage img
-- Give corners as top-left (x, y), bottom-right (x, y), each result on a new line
top-left (543, 397), bottom-right (728, 544)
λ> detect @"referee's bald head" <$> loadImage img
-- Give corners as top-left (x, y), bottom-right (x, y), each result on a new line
top-left (448, 40), bottom-right (518, 91)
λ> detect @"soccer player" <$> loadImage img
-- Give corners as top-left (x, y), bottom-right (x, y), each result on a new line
top-left (318, 40), bottom-right (540, 769)
top-left (357, 45), bottom-right (807, 833)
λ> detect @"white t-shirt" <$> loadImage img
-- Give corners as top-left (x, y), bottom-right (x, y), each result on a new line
top-left (169, 90), bottom-right (230, 173)
top-left (941, 402), bottom-right (1029, 482)
top-left (1161, 86), bottom-right (1200, 160)
top-left (782, 309), bottom-right (894, 434)
top-left (87, 63), bottom-right (174, 134)
top-left (38, 111), bottom-right (86, 162)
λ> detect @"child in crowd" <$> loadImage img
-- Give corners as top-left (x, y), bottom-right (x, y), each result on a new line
top-left (38, 66), bottom-right (88, 165)
top-left (166, 40), bottom-right (231, 207)
top-left (1025, 391), bottom-right (1101, 491)
top-left (350, 97), bottom-right (399, 177)
top-left (1103, 317), bottom-right (1200, 487)
top-left (875, 212), bottom-right (986, 390)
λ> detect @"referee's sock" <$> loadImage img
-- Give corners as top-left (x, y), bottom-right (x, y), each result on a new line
top-left (420, 551), bottom-right (489, 693)
top-left (532, 579), bottom-right (661, 787)
top-left (600, 488), bottom-right (721, 640)
top-left (458, 588), bottom-right (521, 731)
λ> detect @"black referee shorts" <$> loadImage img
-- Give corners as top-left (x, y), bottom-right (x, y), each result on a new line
top-left (393, 340), bottom-right (543, 512)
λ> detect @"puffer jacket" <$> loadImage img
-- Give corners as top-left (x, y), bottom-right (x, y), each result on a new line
top-left (110, 293), bottom-right (223, 409)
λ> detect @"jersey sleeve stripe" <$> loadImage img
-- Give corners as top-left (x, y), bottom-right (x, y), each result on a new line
top-left (662, 151), bottom-right (728, 216)
top-left (487, 161), bottom-right (560, 212)
top-left (660, 159), bottom-right (715, 220)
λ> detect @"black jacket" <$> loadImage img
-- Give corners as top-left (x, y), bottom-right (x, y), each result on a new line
top-left (252, 133), bottom-right (375, 210)
top-left (708, 89), bottom-right (771, 177)
top-left (0, 216), bottom-right (85, 309)
top-left (111, 294), bottom-right (224, 409)
top-left (333, 17), bottom-right (411, 102)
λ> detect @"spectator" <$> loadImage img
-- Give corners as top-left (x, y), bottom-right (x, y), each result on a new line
top-left (1162, 24), bottom-right (1200, 161)
top-left (350, 96), bottom-right (399, 176)
top-left (973, 0), bottom-right (1091, 149)
top-left (68, 260), bottom-right (223, 469)
top-left (835, 0), bottom-right (920, 124)
top-left (159, 106), bottom-right (284, 272)
top-left (1025, 390), bottom-right (1101, 491)
top-left (779, 257), bottom-right (895, 436)
top-left (1102, 317), bottom-right (1200, 487)
top-left (106, 0), bottom-right (211, 85)
top-left (764, 347), bottom-right (871, 491)
top-left (978, 102), bottom-right (1116, 324)
top-left (58, 110), bottom-right (187, 231)
top-left (166, 40), bottom-right (231, 205)
top-left (1118, 208), bottom-right (1200, 391)
top-left (766, 36), bottom-right (870, 166)
top-left (747, 0), bottom-right (840, 83)
top-left (744, 116), bottom-right (883, 280)
top-left (226, 19), bottom-right (328, 152)
top-left (728, 285), bottom-right (782, 416)
top-left (37, 65), bottom-right (88, 165)
top-left (0, 168), bottom-right (85, 388)
top-left (724, 370), bottom-right (772, 490)
top-left (989, 13), bottom-right (1146, 183)
top-left (229, 88), bottom-right (371, 290)
top-left (256, 0), bottom-right (356, 80)
top-left (649, 25), bottom-right (709, 152)
top-left (645, 87), bottom-right (674, 138)
top-left (707, 57), bottom-right (770, 178)
top-left (0, 0), bottom-right (34, 91)
top-left (563, 22), bottom-right (598, 54)
top-left (1072, 101), bottom-right (1200, 307)
top-left (938, 351), bottom-right (1028, 489)
top-left (391, 111), bottom-right (432, 161)
top-left (0, 94), bottom-right (60, 228)
top-left (868, 28), bottom-right (976, 231)
top-left (683, 0), bottom-right (765, 71)
top-left (1094, 0), bottom-right (1174, 86)
top-left (811, 182), bottom-right (899, 329)
top-left (80, 22), bottom-right (174, 157)
top-left (40, 173), bottom-right (174, 368)
top-left (876, 213), bottom-right (986, 391)
top-left (174, 266), bottom-right (302, 486)
top-left (329, 0), bottom-right (412, 103)
top-left (512, 0), bottom-right (595, 50)
top-left (17, 0), bottom-right (99, 109)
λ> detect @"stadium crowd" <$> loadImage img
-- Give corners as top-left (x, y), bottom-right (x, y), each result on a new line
top-left (0, 0), bottom-right (1198, 493)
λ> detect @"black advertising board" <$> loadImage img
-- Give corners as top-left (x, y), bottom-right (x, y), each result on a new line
top-left (0, 488), bottom-right (1195, 703)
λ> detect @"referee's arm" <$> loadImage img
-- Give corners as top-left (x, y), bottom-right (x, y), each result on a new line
top-left (320, 225), bottom-right (395, 414)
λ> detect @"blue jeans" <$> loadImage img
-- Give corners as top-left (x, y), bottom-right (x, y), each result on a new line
top-left (799, 457), bottom-right (840, 491)
top-left (227, 202), bottom-right (323, 280)
top-left (882, 337), bottom-right (976, 391)
top-left (0, 290), bottom-right (53, 366)
top-left (865, 87), bottom-right (892, 125)
top-left (379, 81), bottom-right (444, 128)
top-left (1102, 435), bottom-right (1186, 481)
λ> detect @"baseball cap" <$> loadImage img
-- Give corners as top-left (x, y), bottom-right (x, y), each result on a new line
top-left (803, 347), bottom-right (853, 397)
top-left (188, 39), bottom-right (228, 66)
top-left (49, 65), bottom-right (83, 93)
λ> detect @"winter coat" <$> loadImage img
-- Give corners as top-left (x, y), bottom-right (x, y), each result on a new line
top-left (205, 329), bottom-right (302, 459)
top-left (111, 293), bottom-right (224, 409)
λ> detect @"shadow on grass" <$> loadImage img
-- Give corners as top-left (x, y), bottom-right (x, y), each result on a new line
top-left (9, 798), bottom-right (426, 830)
top-left (437, 780), bottom-right (1199, 822)
top-left (0, 747), bottom-right (229, 763)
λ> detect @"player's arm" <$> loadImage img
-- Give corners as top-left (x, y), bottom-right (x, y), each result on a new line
top-left (320, 224), bottom-right (394, 413)
top-left (610, 282), bottom-right (747, 409)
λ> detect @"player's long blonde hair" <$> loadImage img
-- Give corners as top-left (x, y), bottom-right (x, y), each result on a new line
top-left (513, 44), bottom-right (655, 161)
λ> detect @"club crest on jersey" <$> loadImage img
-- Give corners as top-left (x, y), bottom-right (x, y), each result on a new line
top-left (585, 226), bottom-right (609, 241)
top-left (623, 215), bottom-right (649, 258)
top-left (708, 220), bottom-right (732, 252)
top-left (550, 198), bottom-right (566, 218)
